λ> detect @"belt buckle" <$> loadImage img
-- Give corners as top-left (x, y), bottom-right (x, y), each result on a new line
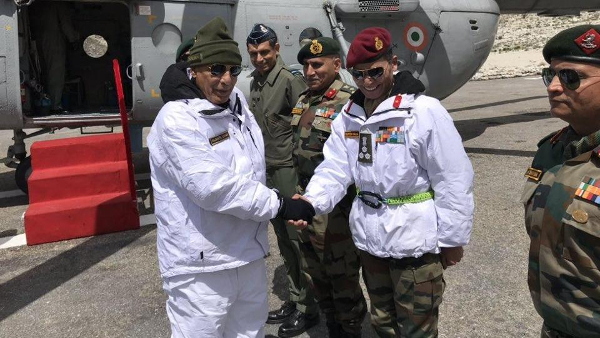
top-left (357, 191), bottom-right (383, 209)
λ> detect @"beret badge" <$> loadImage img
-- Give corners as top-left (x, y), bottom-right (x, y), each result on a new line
top-left (374, 37), bottom-right (384, 51)
top-left (310, 40), bottom-right (323, 55)
top-left (575, 28), bottom-right (600, 55)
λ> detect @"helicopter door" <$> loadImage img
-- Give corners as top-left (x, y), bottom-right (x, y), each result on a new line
top-left (130, 1), bottom-right (235, 123)
top-left (0, 1), bottom-right (23, 129)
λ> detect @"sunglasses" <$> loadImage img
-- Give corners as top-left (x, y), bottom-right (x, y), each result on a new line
top-left (208, 64), bottom-right (243, 77)
top-left (541, 67), bottom-right (600, 90)
top-left (350, 66), bottom-right (386, 80)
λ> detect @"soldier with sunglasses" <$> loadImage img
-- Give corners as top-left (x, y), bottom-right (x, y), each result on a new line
top-left (148, 18), bottom-right (315, 338)
top-left (289, 27), bottom-right (474, 337)
top-left (291, 37), bottom-right (367, 338)
top-left (522, 25), bottom-right (600, 338)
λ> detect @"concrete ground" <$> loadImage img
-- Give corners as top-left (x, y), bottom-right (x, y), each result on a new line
top-left (0, 77), bottom-right (556, 337)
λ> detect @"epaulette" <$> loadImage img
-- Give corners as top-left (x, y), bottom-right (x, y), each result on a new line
top-left (537, 127), bottom-right (568, 148)
top-left (283, 67), bottom-right (303, 77)
top-left (339, 84), bottom-right (356, 94)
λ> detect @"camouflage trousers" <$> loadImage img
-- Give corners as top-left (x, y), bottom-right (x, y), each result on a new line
top-left (267, 166), bottom-right (317, 315)
top-left (298, 191), bottom-right (367, 335)
top-left (541, 323), bottom-right (576, 338)
top-left (359, 251), bottom-right (445, 338)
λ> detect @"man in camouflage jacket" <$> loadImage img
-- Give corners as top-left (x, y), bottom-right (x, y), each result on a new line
top-left (522, 25), bottom-right (600, 338)
top-left (291, 37), bottom-right (366, 337)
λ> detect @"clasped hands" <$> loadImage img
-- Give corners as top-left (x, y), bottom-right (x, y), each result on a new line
top-left (276, 194), bottom-right (314, 229)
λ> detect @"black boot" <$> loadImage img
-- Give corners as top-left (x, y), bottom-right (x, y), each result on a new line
top-left (277, 309), bottom-right (319, 338)
top-left (267, 301), bottom-right (296, 324)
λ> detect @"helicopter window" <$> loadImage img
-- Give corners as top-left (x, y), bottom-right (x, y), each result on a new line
top-left (83, 35), bottom-right (108, 58)
top-left (152, 23), bottom-right (183, 55)
top-left (299, 28), bottom-right (323, 47)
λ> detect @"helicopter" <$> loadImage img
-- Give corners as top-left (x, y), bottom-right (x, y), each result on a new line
top-left (0, 0), bottom-right (598, 192)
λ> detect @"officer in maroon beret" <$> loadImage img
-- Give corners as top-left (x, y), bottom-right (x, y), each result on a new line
top-left (289, 26), bottom-right (474, 337)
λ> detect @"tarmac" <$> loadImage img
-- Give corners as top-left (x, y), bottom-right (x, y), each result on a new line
top-left (0, 76), bottom-right (559, 337)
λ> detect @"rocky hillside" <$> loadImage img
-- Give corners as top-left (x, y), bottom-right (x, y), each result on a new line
top-left (474, 11), bottom-right (600, 80)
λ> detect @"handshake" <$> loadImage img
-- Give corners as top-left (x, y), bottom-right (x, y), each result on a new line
top-left (276, 194), bottom-right (315, 228)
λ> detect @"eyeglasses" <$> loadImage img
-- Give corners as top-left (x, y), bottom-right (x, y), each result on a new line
top-left (350, 66), bottom-right (386, 80)
top-left (208, 64), bottom-right (243, 77)
top-left (542, 67), bottom-right (600, 90)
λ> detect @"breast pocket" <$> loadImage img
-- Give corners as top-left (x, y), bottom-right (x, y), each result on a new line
top-left (561, 198), bottom-right (600, 270)
top-left (210, 131), bottom-right (236, 168)
top-left (375, 142), bottom-right (410, 181)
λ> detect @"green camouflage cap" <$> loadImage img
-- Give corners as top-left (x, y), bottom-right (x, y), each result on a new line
top-left (543, 25), bottom-right (600, 65)
top-left (297, 37), bottom-right (341, 63)
top-left (188, 17), bottom-right (242, 67)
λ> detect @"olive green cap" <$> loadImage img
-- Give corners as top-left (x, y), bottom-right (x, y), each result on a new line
top-left (297, 37), bottom-right (341, 63)
top-left (543, 25), bottom-right (600, 65)
top-left (176, 38), bottom-right (194, 62)
top-left (188, 17), bottom-right (242, 67)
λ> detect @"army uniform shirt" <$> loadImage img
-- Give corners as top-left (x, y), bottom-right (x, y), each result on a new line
top-left (522, 132), bottom-right (600, 337)
top-left (291, 79), bottom-right (355, 182)
top-left (249, 56), bottom-right (306, 169)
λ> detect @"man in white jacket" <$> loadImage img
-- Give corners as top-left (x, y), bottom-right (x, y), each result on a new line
top-left (148, 18), bottom-right (315, 338)
top-left (290, 27), bottom-right (474, 337)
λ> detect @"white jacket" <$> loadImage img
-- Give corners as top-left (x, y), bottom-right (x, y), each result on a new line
top-left (148, 88), bottom-right (280, 278)
top-left (304, 93), bottom-right (474, 259)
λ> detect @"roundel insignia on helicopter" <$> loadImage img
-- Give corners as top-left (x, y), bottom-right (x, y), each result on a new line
top-left (403, 22), bottom-right (428, 51)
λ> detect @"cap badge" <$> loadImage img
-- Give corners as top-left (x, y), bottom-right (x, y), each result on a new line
top-left (374, 37), bottom-right (384, 51)
top-left (310, 40), bottom-right (323, 55)
top-left (260, 25), bottom-right (268, 33)
top-left (575, 28), bottom-right (600, 55)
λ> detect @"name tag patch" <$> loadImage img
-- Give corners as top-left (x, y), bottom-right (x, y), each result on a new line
top-left (292, 101), bottom-right (304, 115)
top-left (376, 126), bottom-right (404, 144)
top-left (209, 131), bottom-right (230, 146)
top-left (345, 131), bottom-right (359, 138)
top-left (524, 167), bottom-right (542, 181)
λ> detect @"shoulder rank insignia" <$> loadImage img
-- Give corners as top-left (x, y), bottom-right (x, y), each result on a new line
top-left (325, 88), bottom-right (338, 99)
top-left (210, 131), bottom-right (230, 146)
top-left (392, 95), bottom-right (402, 108)
top-left (524, 167), bottom-right (542, 181)
top-left (376, 127), bottom-right (404, 144)
top-left (345, 131), bottom-right (359, 138)
top-left (340, 84), bottom-right (356, 94)
top-left (575, 176), bottom-right (600, 206)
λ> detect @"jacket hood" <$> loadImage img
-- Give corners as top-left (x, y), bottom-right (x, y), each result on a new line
top-left (159, 61), bottom-right (204, 103)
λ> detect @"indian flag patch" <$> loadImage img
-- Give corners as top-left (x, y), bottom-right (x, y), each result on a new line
top-left (575, 176), bottom-right (600, 205)
top-left (376, 127), bottom-right (404, 144)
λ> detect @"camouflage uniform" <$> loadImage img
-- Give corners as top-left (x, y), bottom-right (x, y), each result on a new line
top-left (291, 78), bottom-right (367, 336)
top-left (522, 128), bottom-right (600, 338)
top-left (249, 56), bottom-right (318, 316)
top-left (360, 252), bottom-right (444, 338)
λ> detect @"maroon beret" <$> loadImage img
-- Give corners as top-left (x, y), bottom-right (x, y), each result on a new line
top-left (346, 27), bottom-right (392, 69)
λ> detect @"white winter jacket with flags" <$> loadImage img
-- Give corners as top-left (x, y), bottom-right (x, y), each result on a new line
top-left (304, 93), bottom-right (474, 259)
top-left (148, 87), bottom-right (280, 278)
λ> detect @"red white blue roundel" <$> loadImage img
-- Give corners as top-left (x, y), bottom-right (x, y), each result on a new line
top-left (403, 22), bottom-right (428, 51)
